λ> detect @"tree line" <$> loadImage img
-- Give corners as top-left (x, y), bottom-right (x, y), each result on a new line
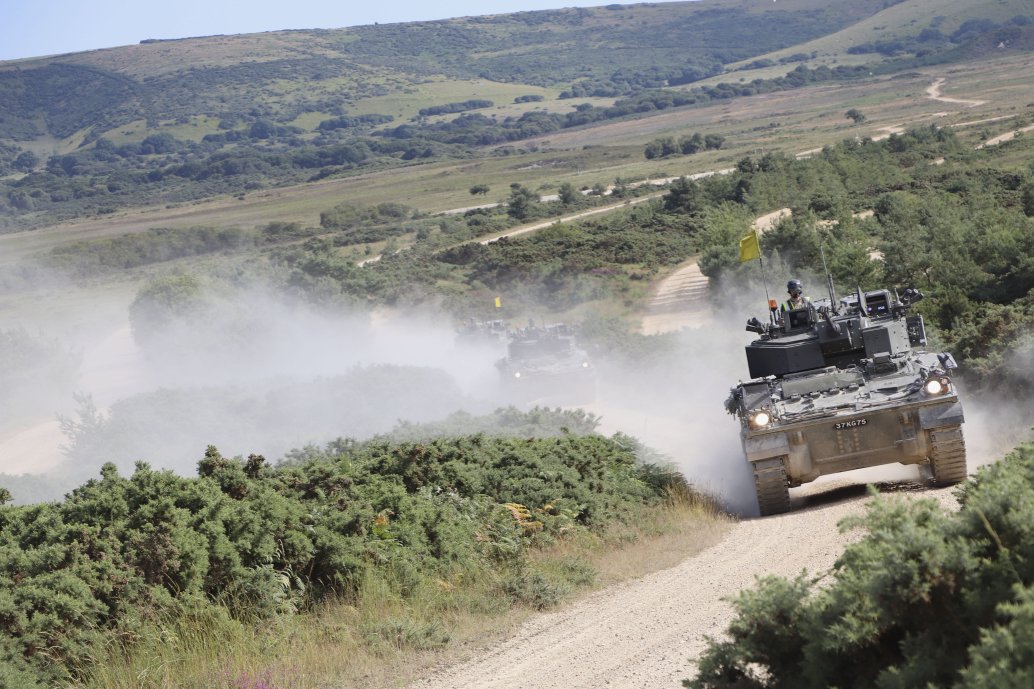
top-left (644, 132), bottom-right (725, 159)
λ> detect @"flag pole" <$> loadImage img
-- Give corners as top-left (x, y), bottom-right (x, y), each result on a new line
top-left (759, 250), bottom-right (772, 306)
top-left (739, 228), bottom-right (774, 317)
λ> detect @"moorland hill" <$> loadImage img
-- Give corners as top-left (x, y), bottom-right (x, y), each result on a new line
top-left (1, 0), bottom-right (1032, 233)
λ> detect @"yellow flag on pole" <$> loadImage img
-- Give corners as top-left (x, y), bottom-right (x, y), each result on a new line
top-left (739, 230), bottom-right (760, 262)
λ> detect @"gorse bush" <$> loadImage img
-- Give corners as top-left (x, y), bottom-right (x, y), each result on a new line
top-left (687, 442), bottom-right (1034, 689)
top-left (0, 409), bottom-right (684, 685)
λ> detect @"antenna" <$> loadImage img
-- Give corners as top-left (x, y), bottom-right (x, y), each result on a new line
top-left (819, 244), bottom-right (837, 313)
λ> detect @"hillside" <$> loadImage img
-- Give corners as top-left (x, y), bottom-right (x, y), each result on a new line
top-left (0, 0), bottom-right (1031, 235)
top-left (0, 0), bottom-right (893, 140)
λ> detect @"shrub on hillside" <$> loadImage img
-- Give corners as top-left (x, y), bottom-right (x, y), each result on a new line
top-left (687, 442), bottom-right (1034, 689)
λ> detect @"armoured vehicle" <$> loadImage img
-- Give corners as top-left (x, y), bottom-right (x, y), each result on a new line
top-left (455, 317), bottom-right (508, 348)
top-left (725, 281), bottom-right (967, 516)
top-left (496, 322), bottom-right (596, 404)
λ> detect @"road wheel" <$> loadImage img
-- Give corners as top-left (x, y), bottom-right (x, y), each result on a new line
top-left (928, 425), bottom-right (967, 486)
top-left (753, 457), bottom-right (790, 516)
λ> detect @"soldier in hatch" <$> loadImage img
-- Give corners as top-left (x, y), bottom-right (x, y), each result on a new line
top-left (782, 278), bottom-right (810, 312)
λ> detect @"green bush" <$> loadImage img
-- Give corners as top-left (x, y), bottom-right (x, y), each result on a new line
top-left (0, 409), bottom-right (677, 684)
top-left (687, 442), bottom-right (1034, 689)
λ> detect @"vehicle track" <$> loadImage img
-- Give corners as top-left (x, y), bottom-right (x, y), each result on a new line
top-left (639, 260), bottom-right (711, 334)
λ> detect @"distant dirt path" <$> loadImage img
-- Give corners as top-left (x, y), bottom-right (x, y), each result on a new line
top-left (925, 77), bottom-right (986, 107)
top-left (0, 420), bottom-right (65, 475)
top-left (406, 484), bottom-right (961, 689)
top-left (468, 169), bottom-right (736, 248)
top-left (477, 194), bottom-right (663, 245)
top-left (977, 123), bottom-right (1034, 148)
top-left (638, 208), bottom-right (791, 334)
top-left (639, 260), bottom-right (711, 334)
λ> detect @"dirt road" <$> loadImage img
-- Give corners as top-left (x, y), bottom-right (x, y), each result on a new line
top-left (925, 78), bottom-right (986, 107)
top-left (406, 481), bottom-right (961, 689)
top-left (639, 260), bottom-right (711, 334)
top-left (638, 208), bottom-right (791, 334)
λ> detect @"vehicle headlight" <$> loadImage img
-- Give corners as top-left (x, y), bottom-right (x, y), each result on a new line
top-left (924, 377), bottom-right (949, 395)
top-left (749, 410), bottom-right (772, 429)
top-left (513, 371), bottom-right (521, 379)
top-left (581, 361), bottom-right (590, 368)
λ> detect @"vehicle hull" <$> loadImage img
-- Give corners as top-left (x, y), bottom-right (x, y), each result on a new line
top-left (742, 396), bottom-right (963, 486)
top-left (498, 363), bottom-right (597, 405)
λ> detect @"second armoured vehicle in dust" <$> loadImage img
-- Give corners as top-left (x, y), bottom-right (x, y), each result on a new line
top-left (455, 317), bottom-right (508, 349)
top-left (496, 322), bottom-right (596, 404)
top-left (725, 281), bottom-right (966, 516)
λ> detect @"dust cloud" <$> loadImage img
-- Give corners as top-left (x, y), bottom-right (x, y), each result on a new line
top-left (587, 313), bottom-right (760, 516)
top-left (1, 271), bottom-right (1031, 513)
top-left (0, 283), bottom-right (514, 502)
top-left (0, 272), bottom-right (757, 512)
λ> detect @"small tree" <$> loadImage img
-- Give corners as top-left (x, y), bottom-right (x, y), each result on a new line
top-left (558, 182), bottom-right (578, 206)
top-left (704, 134), bottom-right (725, 150)
top-left (507, 183), bottom-right (536, 220)
top-left (660, 137), bottom-right (679, 157)
top-left (680, 132), bottom-right (705, 155)
top-left (845, 108), bottom-right (867, 124)
top-left (12, 151), bottom-right (38, 172)
top-left (128, 274), bottom-right (206, 348)
top-left (663, 177), bottom-right (705, 213)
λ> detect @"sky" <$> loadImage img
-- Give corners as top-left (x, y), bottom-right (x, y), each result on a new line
top-left (0, 0), bottom-right (686, 62)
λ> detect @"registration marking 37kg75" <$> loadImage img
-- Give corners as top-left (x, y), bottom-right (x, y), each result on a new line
top-left (834, 419), bottom-right (867, 430)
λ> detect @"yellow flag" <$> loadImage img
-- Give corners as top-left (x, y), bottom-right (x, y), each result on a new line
top-left (494, 296), bottom-right (502, 308)
top-left (739, 230), bottom-right (760, 262)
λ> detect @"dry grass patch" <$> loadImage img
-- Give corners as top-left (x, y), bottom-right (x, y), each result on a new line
top-left (534, 488), bottom-right (732, 588)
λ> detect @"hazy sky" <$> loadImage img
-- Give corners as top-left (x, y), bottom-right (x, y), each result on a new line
top-left (1, 0), bottom-right (687, 62)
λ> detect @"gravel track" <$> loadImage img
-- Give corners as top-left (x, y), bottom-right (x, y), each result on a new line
top-left (407, 481), bottom-right (961, 689)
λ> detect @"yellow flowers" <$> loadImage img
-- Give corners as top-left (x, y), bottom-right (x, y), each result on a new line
top-left (503, 502), bottom-right (532, 521)
top-left (504, 502), bottom-right (544, 536)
